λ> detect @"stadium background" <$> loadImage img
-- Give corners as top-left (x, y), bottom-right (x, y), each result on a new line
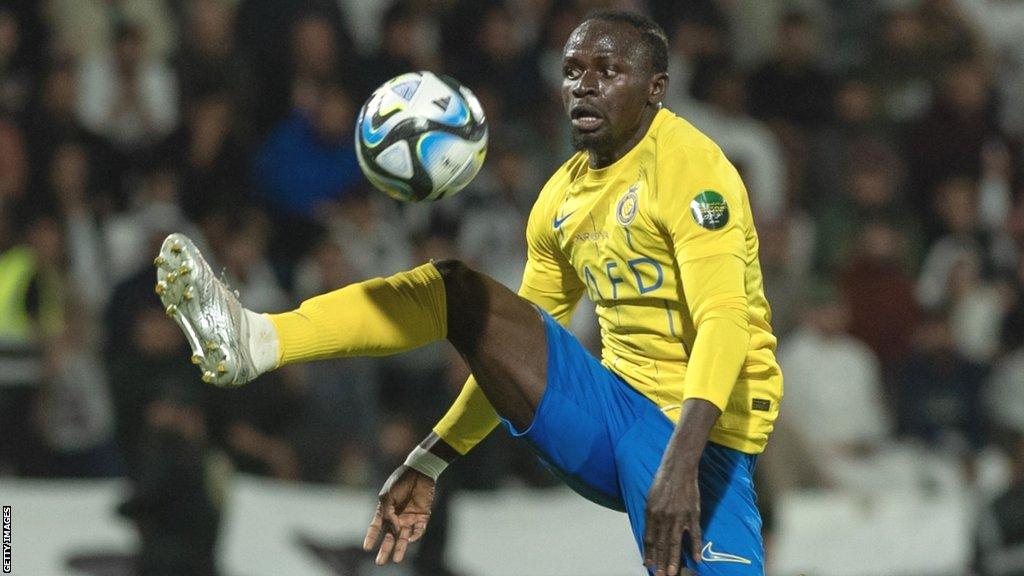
top-left (1, 0), bottom-right (1023, 574)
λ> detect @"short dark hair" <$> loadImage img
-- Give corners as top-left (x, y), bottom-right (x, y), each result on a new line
top-left (584, 10), bottom-right (668, 74)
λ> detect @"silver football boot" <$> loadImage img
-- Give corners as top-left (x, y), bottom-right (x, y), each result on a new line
top-left (154, 233), bottom-right (258, 387)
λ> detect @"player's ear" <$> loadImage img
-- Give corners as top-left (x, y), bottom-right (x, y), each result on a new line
top-left (649, 72), bottom-right (668, 106)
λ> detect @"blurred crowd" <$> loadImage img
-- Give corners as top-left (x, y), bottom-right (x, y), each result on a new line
top-left (0, 0), bottom-right (1023, 574)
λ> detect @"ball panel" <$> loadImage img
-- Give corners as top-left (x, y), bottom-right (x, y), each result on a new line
top-left (375, 140), bottom-right (414, 179)
top-left (407, 72), bottom-right (471, 128)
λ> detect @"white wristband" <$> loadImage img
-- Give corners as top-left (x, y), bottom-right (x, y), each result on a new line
top-left (404, 446), bottom-right (449, 481)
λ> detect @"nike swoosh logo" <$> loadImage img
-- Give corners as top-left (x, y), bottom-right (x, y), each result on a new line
top-left (553, 210), bottom-right (576, 229)
top-left (701, 542), bottom-right (752, 564)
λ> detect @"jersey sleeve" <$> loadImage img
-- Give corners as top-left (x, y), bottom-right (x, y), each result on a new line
top-left (654, 144), bottom-right (752, 411)
top-left (433, 188), bottom-right (585, 454)
top-left (678, 252), bottom-right (750, 411)
top-left (654, 144), bottom-right (749, 264)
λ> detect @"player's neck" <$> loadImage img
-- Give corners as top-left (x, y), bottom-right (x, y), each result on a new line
top-left (588, 106), bottom-right (659, 169)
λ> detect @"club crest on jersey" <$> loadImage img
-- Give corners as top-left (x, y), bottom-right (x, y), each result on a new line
top-left (690, 190), bottom-right (729, 230)
top-left (616, 183), bottom-right (640, 226)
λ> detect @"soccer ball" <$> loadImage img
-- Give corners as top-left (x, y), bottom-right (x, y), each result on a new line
top-left (355, 71), bottom-right (488, 202)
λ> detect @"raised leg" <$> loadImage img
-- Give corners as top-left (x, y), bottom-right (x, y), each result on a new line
top-left (433, 259), bottom-right (548, 432)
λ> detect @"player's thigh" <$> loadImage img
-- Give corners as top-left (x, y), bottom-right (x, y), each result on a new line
top-left (502, 306), bottom-right (648, 511)
top-left (435, 259), bottom-right (549, 431)
top-left (616, 413), bottom-right (764, 575)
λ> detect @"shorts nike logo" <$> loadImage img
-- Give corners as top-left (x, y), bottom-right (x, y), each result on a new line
top-left (701, 542), bottom-right (752, 564)
top-left (553, 210), bottom-right (576, 229)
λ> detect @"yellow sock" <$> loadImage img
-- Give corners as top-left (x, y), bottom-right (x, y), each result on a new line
top-left (267, 263), bottom-right (447, 366)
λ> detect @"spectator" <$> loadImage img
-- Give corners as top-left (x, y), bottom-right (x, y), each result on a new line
top-left (904, 60), bottom-right (1001, 217)
top-left (76, 22), bottom-right (179, 152)
top-left (840, 218), bottom-right (922, 374)
top-left (0, 119), bottom-right (28, 207)
top-left (252, 83), bottom-right (362, 221)
top-left (49, 141), bottom-right (109, 315)
top-left (103, 165), bottom-right (201, 285)
top-left (325, 188), bottom-right (414, 280)
top-left (455, 2), bottom-right (543, 116)
top-left (0, 7), bottom-right (34, 114)
top-left (758, 216), bottom-right (812, 338)
top-left (458, 141), bottom-right (531, 290)
top-left (363, 0), bottom-right (441, 90)
top-left (668, 13), bottom-right (733, 106)
top-left (815, 142), bottom-right (920, 274)
top-left (169, 91), bottom-right (251, 218)
top-left (954, 0), bottom-right (1024, 134)
top-left (235, 4), bottom-right (355, 132)
top-left (46, 0), bottom-right (174, 60)
top-left (36, 297), bottom-right (121, 478)
top-left (806, 77), bottom-right (896, 210)
top-left (917, 176), bottom-right (992, 308)
top-left (290, 239), bottom-right (381, 484)
top-left (21, 58), bottom-right (121, 208)
top-left (776, 282), bottom-right (893, 490)
top-left (975, 428), bottom-right (1024, 576)
top-left (174, 0), bottom-right (243, 106)
top-left (748, 10), bottom-right (836, 128)
top-left (863, 7), bottom-right (943, 123)
top-left (892, 312), bottom-right (988, 450)
top-left (0, 212), bottom-right (65, 475)
top-left (200, 207), bottom-right (289, 314)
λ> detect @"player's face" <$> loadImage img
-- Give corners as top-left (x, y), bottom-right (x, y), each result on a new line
top-left (561, 21), bottom-right (662, 166)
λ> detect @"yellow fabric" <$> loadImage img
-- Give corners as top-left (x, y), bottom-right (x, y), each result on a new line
top-left (0, 247), bottom-right (63, 341)
top-left (268, 263), bottom-right (447, 365)
top-left (435, 108), bottom-right (782, 455)
top-left (0, 247), bottom-right (37, 340)
top-left (431, 376), bottom-right (499, 454)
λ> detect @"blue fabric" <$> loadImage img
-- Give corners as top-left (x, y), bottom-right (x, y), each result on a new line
top-left (252, 112), bottom-right (362, 218)
top-left (504, 310), bottom-right (764, 574)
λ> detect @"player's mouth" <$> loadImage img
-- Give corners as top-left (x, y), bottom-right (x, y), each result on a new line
top-left (570, 104), bottom-right (605, 132)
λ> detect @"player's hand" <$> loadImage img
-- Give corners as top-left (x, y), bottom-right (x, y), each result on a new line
top-left (363, 465), bottom-right (435, 565)
top-left (643, 463), bottom-right (701, 576)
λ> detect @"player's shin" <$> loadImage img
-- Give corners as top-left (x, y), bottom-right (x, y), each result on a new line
top-left (267, 262), bottom-right (447, 366)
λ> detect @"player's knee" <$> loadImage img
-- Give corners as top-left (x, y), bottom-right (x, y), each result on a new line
top-left (433, 258), bottom-right (469, 284)
top-left (434, 259), bottom-right (479, 299)
top-left (433, 259), bottom-right (488, 344)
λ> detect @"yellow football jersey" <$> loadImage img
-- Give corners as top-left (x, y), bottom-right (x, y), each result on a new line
top-left (435, 107), bottom-right (782, 455)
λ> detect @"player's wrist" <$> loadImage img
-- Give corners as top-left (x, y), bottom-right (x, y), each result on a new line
top-left (404, 433), bottom-right (459, 481)
top-left (404, 446), bottom-right (448, 481)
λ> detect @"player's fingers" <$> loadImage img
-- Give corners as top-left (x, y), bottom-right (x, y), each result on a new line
top-left (376, 532), bottom-right (396, 565)
top-left (392, 525), bottom-right (413, 563)
top-left (410, 520), bottom-right (428, 542)
top-left (652, 519), bottom-right (668, 575)
top-left (666, 519), bottom-right (685, 576)
top-left (642, 518), bottom-right (657, 568)
top-left (363, 506), bottom-right (384, 551)
top-left (688, 513), bottom-right (703, 564)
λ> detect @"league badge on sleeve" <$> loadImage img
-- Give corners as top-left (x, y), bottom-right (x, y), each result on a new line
top-left (690, 190), bottom-right (729, 230)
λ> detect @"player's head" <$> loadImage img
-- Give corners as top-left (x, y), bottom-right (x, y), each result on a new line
top-left (561, 11), bottom-right (668, 164)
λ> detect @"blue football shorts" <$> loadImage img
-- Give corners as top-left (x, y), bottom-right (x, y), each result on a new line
top-left (502, 308), bottom-right (764, 575)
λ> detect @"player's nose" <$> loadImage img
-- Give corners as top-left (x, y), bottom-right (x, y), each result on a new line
top-left (572, 69), bottom-right (599, 98)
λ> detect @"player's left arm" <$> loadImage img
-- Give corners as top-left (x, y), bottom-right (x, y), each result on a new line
top-left (645, 254), bottom-right (749, 574)
top-left (644, 146), bottom-right (751, 575)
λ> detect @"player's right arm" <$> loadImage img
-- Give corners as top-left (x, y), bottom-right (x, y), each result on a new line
top-left (365, 177), bottom-right (585, 565)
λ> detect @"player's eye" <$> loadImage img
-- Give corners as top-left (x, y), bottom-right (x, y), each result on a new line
top-left (564, 66), bottom-right (581, 80)
top-left (601, 67), bottom-right (617, 78)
